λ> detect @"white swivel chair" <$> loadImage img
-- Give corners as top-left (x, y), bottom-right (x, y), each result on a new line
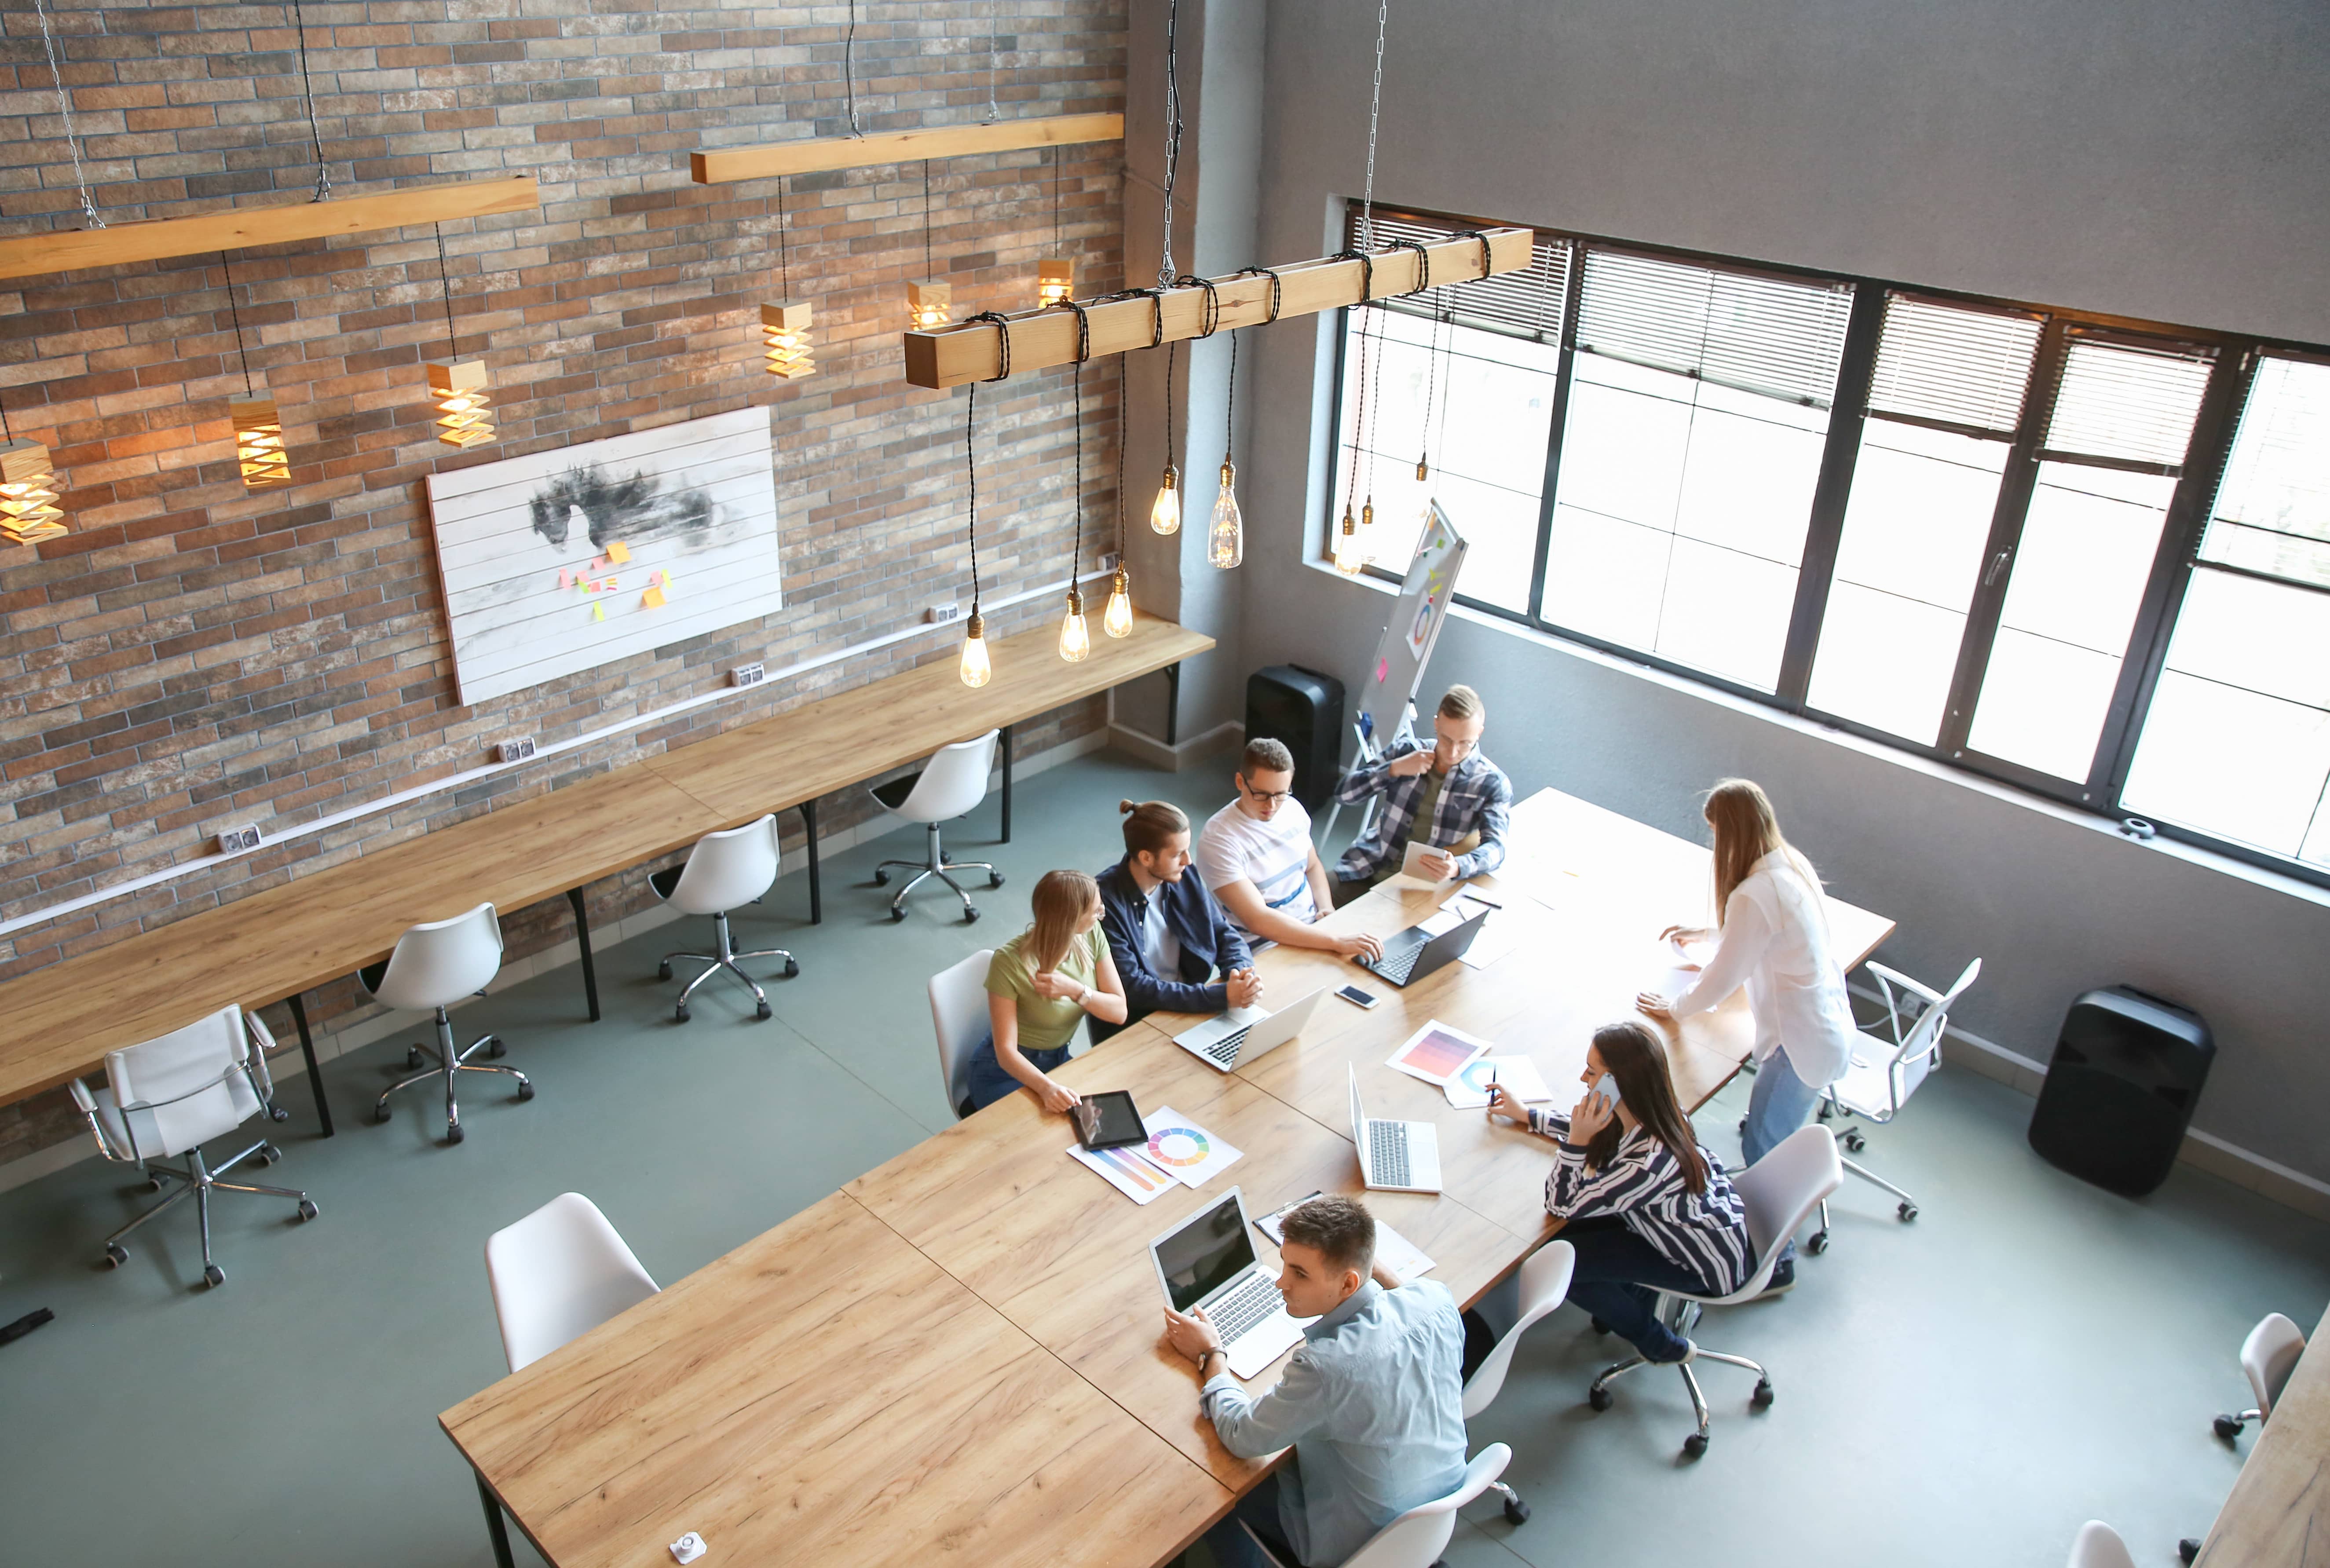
top-left (651, 814), bottom-right (798, 1023)
top-left (930, 947), bottom-right (997, 1120)
top-left (2214, 1311), bottom-right (2308, 1440)
top-left (360, 902), bottom-right (531, 1145)
top-left (1587, 1124), bottom-right (1842, 1457)
top-left (2069, 1521), bottom-right (2138, 1568)
top-left (1234, 1444), bottom-right (1511, 1568)
top-left (870, 729), bottom-right (1003, 923)
top-left (485, 1192), bottom-right (660, 1373)
top-left (1460, 1240), bottom-right (1575, 1527)
top-left (69, 1005), bottom-right (317, 1288)
top-left (1808, 957), bottom-right (1981, 1249)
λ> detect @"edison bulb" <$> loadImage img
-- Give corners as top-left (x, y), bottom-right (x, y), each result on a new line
top-left (958, 611), bottom-right (992, 688)
top-left (1334, 501), bottom-right (1364, 575)
top-left (1207, 461), bottom-right (1243, 569)
top-left (1150, 464), bottom-right (1181, 535)
top-left (1102, 566), bottom-right (1134, 638)
top-left (1057, 589), bottom-right (1090, 663)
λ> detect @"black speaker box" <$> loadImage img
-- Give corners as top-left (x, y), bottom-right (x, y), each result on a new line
top-left (2027, 986), bottom-right (2213, 1197)
top-left (1245, 665), bottom-right (1346, 813)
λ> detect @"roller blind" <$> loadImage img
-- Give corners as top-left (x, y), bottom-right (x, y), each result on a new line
top-left (1866, 294), bottom-right (2041, 437)
top-left (1573, 248), bottom-right (1853, 408)
top-left (2043, 335), bottom-right (2215, 470)
top-left (1353, 210), bottom-right (1573, 343)
top-left (2198, 354), bottom-right (2330, 589)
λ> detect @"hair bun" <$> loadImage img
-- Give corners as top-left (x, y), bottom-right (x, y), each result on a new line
top-left (1118, 799), bottom-right (1138, 815)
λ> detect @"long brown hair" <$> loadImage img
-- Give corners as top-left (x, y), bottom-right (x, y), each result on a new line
top-left (1703, 778), bottom-right (1818, 928)
top-left (1118, 799), bottom-right (1189, 857)
top-left (1025, 869), bottom-right (1099, 972)
top-left (1584, 1020), bottom-right (1711, 1195)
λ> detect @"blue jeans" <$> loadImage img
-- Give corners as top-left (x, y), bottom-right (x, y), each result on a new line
top-left (1201, 1473), bottom-right (1299, 1568)
top-left (1742, 1044), bottom-right (1823, 1265)
top-left (961, 1035), bottom-right (1070, 1113)
top-left (1562, 1217), bottom-right (1721, 1363)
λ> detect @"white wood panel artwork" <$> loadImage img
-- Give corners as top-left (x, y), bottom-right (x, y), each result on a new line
top-left (425, 406), bottom-right (781, 705)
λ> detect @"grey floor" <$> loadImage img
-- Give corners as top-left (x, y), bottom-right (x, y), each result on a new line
top-left (0, 747), bottom-right (2323, 1568)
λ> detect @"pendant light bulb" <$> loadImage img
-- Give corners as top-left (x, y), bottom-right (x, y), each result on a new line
top-left (1103, 565), bottom-right (1134, 639)
top-left (1150, 464), bottom-right (1181, 536)
top-left (1057, 588), bottom-right (1090, 663)
top-left (1416, 457), bottom-right (1429, 482)
top-left (761, 300), bottom-right (816, 379)
top-left (1207, 460), bottom-right (1243, 569)
top-left (424, 359), bottom-right (497, 449)
top-left (0, 440), bottom-right (67, 544)
top-left (1335, 500), bottom-right (1364, 575)
top-left (958, 610), bottom-right (991, 688)
top-left (1038, 260), bottom-right (1074, 307)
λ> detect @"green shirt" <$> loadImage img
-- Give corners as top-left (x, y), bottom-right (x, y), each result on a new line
top-left (984, 925), bottom-right (1106, 1054)
top-left (1372, 765), bottom-right (1449, 886)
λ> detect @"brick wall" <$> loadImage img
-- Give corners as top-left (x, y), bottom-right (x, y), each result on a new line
top-left (0, 0), bottom-right (1129, 1164)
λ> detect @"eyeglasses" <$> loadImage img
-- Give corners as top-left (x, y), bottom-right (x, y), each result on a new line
top-left (1242, 782), bottom-right (1295, 804)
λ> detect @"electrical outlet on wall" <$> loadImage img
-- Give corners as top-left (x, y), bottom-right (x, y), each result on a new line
top-left (1100, 551), bottom-right (1121, 572)
top-left (729, 662), bottom-right (766, 688)
top-left (496, 736), bottom-right (537, 764)
top-left (216, 825), bottom-right (261, 854)
top-left (926, 602), bottom-right (963, 625)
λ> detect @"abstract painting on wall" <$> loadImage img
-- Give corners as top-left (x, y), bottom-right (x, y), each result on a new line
top-left (425, 406), bottom-right (780, 705)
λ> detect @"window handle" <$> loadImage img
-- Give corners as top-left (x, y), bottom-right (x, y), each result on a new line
top-left (1985, 548), bottom-right (2012, 587)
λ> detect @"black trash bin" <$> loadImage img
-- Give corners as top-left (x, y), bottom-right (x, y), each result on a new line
top-left (1245, 665), bottom-right (1346, 813)
top-left (2027, 986), bottom-right (2213, 1197)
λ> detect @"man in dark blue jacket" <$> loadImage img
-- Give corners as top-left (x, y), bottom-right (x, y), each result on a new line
top-left (1091, 799), bottom-right (1262, 1045)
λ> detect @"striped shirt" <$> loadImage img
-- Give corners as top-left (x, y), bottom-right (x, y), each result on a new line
top-left (1527, 1108), bottom-right (1754, 1296)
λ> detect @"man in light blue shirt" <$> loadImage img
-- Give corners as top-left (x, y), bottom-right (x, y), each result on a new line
top-left (1163, 1195), bottom-right (1467, 1567)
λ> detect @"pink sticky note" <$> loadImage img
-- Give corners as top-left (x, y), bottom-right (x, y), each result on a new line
top-left (558, 568), bottom-right (572, 588)
top-left (649, 569), bottom-right (664, 587)
top-left (1376, 658), bottom-right (1389, 682)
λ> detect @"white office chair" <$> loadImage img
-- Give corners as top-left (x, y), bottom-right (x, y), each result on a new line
top-left (485, 1192), bottom-right (661, 1373)
top-left (930, 947), bottom-right (997, 1120)
top-left (650, 814), bottom-right (798, 1023)
top-left (2214, 1311), bottom-right (2308, 1440)
top-left (870, 729), bottom-right (1003, 923)
top-left (2069, 1521), bottom-right (2138, 1568)
top-left (68, 1005), bottom-right (316, 1288)
top-left (1235, 1444), bottom-right (1511, 1568)
top-left (1460, 1240), bottom-right (1575, 1527)
top-left (1587, 1124), bottom-right (1842, 1457)
top-left (360, 902), bottom-right (531, 1145)
top-left (1808, 957), bottom-right (1981, 1249)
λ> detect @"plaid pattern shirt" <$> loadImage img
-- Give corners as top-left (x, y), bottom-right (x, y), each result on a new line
top-left (1332, 739), bottom-right (1513, 882)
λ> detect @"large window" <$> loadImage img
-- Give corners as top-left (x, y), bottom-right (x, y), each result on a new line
top-left (1327, 205), bottom-right (2330, 886)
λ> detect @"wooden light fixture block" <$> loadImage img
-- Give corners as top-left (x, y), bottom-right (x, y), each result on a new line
top-left (902, 227), bottom-right (1536, 389)
top-left (1038, 259), bottom-right (1075, 306)
top-left (0, 439), bottom-right (66, 544)
top-left (691, 113), bottom-right (1123, 186)
top-left (230, 394), bottom-right (292, 489)
top-left (425, 358), bottom-right (497, 449)
top-left (761, 300), bottom-right (816, 379)
top-left (907, 281), bottom-right (953, 332)
top-left (0, 176), bottom-right (540, 284)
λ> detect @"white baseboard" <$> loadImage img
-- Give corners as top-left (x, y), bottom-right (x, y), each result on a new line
top-left (1107, 719), bottom-right (1243, 771)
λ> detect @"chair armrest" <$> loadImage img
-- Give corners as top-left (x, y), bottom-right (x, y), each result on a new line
top-left (241, 1009), bottom-right (279, 1101)
top-left (69, 1078), bottom-right (134, 1163)
top-left (1863, 961), bottom-right (1946, 1005)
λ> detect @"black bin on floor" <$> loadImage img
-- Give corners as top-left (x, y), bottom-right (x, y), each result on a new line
top-left (2027, 986), bottom-right (2213, 1197)
top-left (1245, 665), bottom-right (1346, 813)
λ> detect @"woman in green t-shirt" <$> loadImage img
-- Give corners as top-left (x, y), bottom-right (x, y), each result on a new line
top-left (963, 869), bottom-right (1129, 1114)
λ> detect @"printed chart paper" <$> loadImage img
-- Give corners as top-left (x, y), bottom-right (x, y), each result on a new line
top-left (1444, 1055), bottom-right (1555, 1109)
top-left (1387, 1020), bottom-right (1493, 1088)
top-left (1068, 1141), bottom-right (1177, 1204)
top-left (1139, 1106), bottom-right (1245, 1189)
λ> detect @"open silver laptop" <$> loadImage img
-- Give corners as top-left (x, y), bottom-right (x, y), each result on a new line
top-left (1150, 1187), bottom-right (1305, 1378)
top-left (1173, 988), bottom-right (1327, 1073)
top-left (1348, 1065), bottom-right (1442, 1194)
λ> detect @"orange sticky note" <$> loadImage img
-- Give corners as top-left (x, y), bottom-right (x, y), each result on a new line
top-left (642, 585), bottom-right (667, 610)
top-left (604, 576), bottom-right (618, 591)
top-left (607, 540), bottom-right (632, 563)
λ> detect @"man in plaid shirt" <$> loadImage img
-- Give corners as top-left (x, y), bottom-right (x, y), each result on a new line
top-left (1331, 684), bottom-right (1513, 901)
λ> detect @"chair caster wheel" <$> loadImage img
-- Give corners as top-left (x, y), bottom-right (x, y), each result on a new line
top-left (269, 1104), bottom-right (291, 1123)
top-left (259, 1143), bottom-right (282, 1166)
top-left (406, 1046), bottom-right (426, 1069)
top-left (1898, 1203), bottom-right (1917, 1222)
top-left (296, 1199), bottom-right (318, 1221)
top-left (445, 1122), bottom-right (465, 1145)
top-left (889, 907), bottom-right (907, 923)
top-left (783, 958), bottom-right (799, 978)
top-left (1588, 1386), bottom-right (1613, 1412)
top-left (486, 1038), bottom-right (506, 1059)
top-left (1844, 1132), bottom-right (1865, 1153)
top-left (1752, 1378), bottom-right (1774, 1407)
top-left (990, 871), bottom-right (1004, 888)
top-left (1817, 1102), bottom-right (1833, 1120)
top-left (658, 961), bottom-right (673, 980)
top-left (1683, 1433), bottom-right (1708, 1459)
top-left (516, 1080), bottom-right (535, 1102)
top-left (2180, 1539), bottom-right (2201, 1564)
top-left (203, 1263), bottom-right (226, 1289)
top-left (873, 870), bottom-right (891, 887)
top-left (675, 1004), bottom-right (691, 1023)
top-left (1807, 1230), bottom-right (1829, 1255)
top-left (105, 1242), bottom-right (129, 1268)
top-left (148, 1174), bottom-right (170, 1192)
top-left (2214, 1415), bottom-right (2242, 1441)
top-left (1589, 1316), bottom-right (1611, 1335)
top-left (963, 907), bottom-right (981, 923)
top-left (374, 1103), bottom-right (394, 1124)
top-left (1502, 1495), bottom-right (1531, 1526)
top-left (756, 1001), bottom-right (772, 1020)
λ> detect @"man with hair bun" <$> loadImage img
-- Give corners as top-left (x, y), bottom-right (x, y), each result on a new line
top-left (1163, 1194), bottom-right (1466, 1568)
top-left (1195, 736), bottom-right (1383, 961)
top-left (1090, 798), bottom-right (1260, 1044)
top-left (1330, 683), bottom-right (1513, 905)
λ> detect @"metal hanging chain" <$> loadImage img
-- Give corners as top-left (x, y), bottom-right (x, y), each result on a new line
top-left (289, 0), bottom-right (332, 202)
top-left (844, 0), bottom-right (864, 137)
top-left (1357, 0), bottom-right (1390, 252)
top-left (433, 222), bottom-right (460, 359)
top-left (923, 159), bottom-right (934, 278)
top-left (984, 0), bottom-right (1001, 122)
top-left (965, 382), bottom-right (981, 611)
top-left (1156, 0), bottom-right (1183, 286)
top-left (32, 0), bottom-right (103, 228)
top-left (222, 251), bottom-right (256, 395)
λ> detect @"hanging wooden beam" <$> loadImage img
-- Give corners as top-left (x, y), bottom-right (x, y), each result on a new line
top-left (691, 112), bottom-right (1124, 186)
top-left (900, 226), bottom-right (1535, 390)
top-left (0, 176), bottom-right (541, 284)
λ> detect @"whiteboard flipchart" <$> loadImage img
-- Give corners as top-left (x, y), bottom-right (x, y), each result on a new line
top-left (1357, 501), bottom-right (1468, 747)
top-left (425, 406), bottom-right (781, 705)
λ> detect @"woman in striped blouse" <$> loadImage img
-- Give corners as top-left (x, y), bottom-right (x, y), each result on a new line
top-left (1488, 1019), bottom-right (1752, 1364)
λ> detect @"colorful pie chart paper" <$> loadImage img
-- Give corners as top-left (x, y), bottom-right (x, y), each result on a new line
top-left (1138, 1106), bottom-right (1243, 1189)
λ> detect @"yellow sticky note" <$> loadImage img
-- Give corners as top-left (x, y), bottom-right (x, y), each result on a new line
top-left (607, 540), bottom-right (632, 563)
top-left (591, 602), bottom-right (605, 621)
top-left (642, 585), bottom-right (667, 610)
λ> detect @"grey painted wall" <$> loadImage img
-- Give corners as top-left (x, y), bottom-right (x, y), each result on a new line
top-left (1218, 0), bottom-right (2330, 1180)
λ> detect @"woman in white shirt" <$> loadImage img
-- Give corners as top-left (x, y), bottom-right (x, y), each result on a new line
top-left (1638, 779), bottom-right (1856, 1289)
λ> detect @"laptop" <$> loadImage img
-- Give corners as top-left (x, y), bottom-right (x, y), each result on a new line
top-left (1149, 1187), bottom-right (1306, 1378)
top-left (1173, 988), bottom-right (1328, 1073)
top-left (1357, 904), bottom-right (1491, 988)
top-left (1349, 1065), bottom-right (1442, 1194)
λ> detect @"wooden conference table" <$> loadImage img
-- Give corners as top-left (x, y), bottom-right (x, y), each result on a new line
top-left (2193, 1299), bottom-right (2330, 1567)
top-left (441, 788), bottom-right (1895, 1567)
top-left (0, 614), bottom-right (1207, 1137)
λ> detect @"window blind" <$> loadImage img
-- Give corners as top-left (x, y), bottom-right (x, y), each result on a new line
top-left (2043, 335), bottom-right (2215, 470)
top-left (2199, 354), bottom-right (2330, 589)
top-left (1866, 294), bottom-right (2041, 437)
top-left (1573, 249), bottom-right (1852, 408)
top-left (1354, 210), bottom-right (1572, 343)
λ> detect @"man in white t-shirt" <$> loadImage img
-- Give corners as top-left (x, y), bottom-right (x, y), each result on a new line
top-left (1196, 739), bottom-right (1383, 963)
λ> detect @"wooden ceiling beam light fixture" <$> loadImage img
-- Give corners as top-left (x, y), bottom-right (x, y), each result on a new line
top-left (688, 113), bottom-right (1123, 187)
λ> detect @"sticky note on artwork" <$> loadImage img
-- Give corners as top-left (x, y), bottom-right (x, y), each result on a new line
top-left (557, 568), bottom-right (572, 589)
top-left (642, 585), bottom-right (667, 610)
top-left (591, 602), bottom-right (605, 621)
top-left (607, 540), bottom-right (632, 564)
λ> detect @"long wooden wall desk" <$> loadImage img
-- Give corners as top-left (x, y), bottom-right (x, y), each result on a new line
top-left (2194, 1300), bottom-right (2330, 1567)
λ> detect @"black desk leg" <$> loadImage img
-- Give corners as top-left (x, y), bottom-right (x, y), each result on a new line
top-left (565, 887), bottom-right (602, 1022)
top-left (476, 1473), bottom-right (516, 1568)
top-left (286, 992), bottom-right (333, 1137)
top-left (1164, 662), bottom-right (1182, 747)
top-left (799, 798), bottom-right (822, 925)
top-left (999, 722), bottom-right (1014, 843)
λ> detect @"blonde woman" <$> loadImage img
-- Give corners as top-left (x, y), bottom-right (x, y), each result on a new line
top-left (964, 869), bottom-right (1129, 1114)
top-left (1638, 779), bottom-right (1854, 1290)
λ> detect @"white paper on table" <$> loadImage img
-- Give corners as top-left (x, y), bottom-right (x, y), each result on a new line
top-left (1253, 1195), bottom-right (1437, 1279)
top-left (1444, 1055), bottom-right (1555, 1109)
top-left (1067, 1141), bottom-right (1179, 1204)
top-left (1456, 916), bottom-right (1520, 969)
top-left (1138, 1106), bottom-right (1246, 1189)
top-left (1386, 1020), bottom-right (1494, 1087)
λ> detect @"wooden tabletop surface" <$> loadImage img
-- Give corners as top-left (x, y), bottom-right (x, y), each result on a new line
top-left (2196, 1300), bottom-right (2330, 1568)
top-left (0, 613), bottom-right (1209, 1107)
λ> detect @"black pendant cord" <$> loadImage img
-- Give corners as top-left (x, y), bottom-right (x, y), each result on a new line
top-left (1419, 288), bottom-right (1439, 473)
top-left (0, 389), bottom-right (13, 443)
top-left (965, 382), bottom-right (981, 613)
top-left (1113, 358), bottom-right (1127, 560)
top-left (1057, 300), bottom-right (1093, 574)
top-left (1163, 340), bottom-right (1178, 466)
top-left (290, 0), bottom-right (332, 201)
top-left (922, 160), bottom-right (935, 279)
top-left (1050, 143), bottom-right (1062, 254)
top-left (222, 251), bottom-right (256, 396)
top-left (776, 175), bottom-right (790, 297)
top-left (433, 222), bottom-right (460, 360)
top-left (1225, 332), bottom-right (1237, 454)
